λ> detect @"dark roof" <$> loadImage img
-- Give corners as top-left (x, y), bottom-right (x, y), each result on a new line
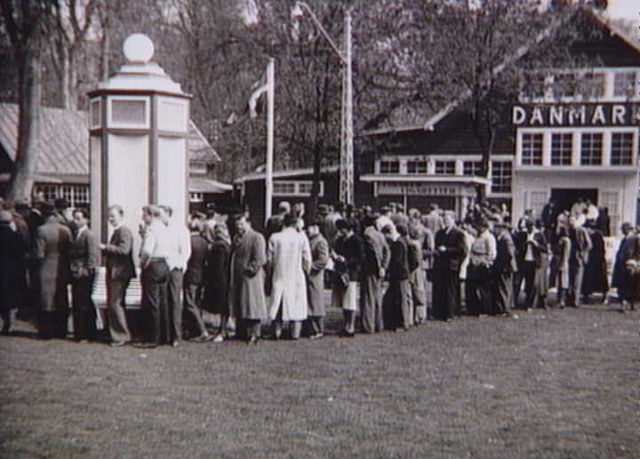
top-left (363, 8), bottom-right (640, 136)
top-left (0, 103), bottom-right (220, 181)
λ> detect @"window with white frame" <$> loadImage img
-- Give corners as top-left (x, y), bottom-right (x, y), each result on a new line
top-left (435, 160), bottom-right (456, 175)
top-left (610, 132), bottom-right (634, 165)
top-left (613, 71), bottom-right (637, 98)
top-left (521, 133), bottom-right (543, 165)
top-left (407, 160), bottom-right (428, 174)
top-left (553, 74), bottom-right (578, 99)
top-left (491, 161), bottom-right (512, 193)
top-left (582, 73), bottom-right (605, 99)
top-left (580, 133), bottom-right (603, 165)
top-left (33, 184), bottom-right (90, 207)
top-left (189, 192), bottom-right (204, 203)
top-left (273, 180), bottom-right (323, 197)
top-left (551, 133), bottom-right (573, 165)
top-left (463, 161), bottom-right (482, 176)
top-left (379, 160), bottom-right (400, 174)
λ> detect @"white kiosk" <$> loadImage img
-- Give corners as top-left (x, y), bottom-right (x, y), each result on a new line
top-left (88, 33), bottom-right (190, 245)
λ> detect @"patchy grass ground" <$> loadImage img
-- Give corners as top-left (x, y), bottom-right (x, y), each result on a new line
top-left (1, 303), bottom-right (639, 458)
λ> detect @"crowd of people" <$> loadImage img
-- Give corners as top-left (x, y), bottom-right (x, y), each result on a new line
top-left (0, 195), bottom-right (636, 346)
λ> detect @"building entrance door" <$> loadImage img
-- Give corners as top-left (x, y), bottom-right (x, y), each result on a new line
top-left (550, 188), bottom-right (598, 214)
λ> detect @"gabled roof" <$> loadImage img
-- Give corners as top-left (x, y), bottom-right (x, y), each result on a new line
top-left (363, 8), bottom-right (640, 137)
top-left (0, 103), bottom-right (220, 181)
top-left (234, 165), bottom-right (340, 184)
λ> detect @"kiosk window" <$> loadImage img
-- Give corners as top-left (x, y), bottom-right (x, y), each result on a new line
top-left (551, 133), bottom-right (573, 165)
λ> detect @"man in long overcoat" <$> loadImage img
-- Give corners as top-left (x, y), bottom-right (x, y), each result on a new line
top-left (432, 212), bottom-right (467, 321)
top-left (360, 215), bottom-right (389, 333)
top-left (306, 220), bottom-right (329, 339)
top-left (268, 213), bottom-right (311, 340)
top-left (229, 214), bottom-right (267, 344)
top-left (35, 203), bottom-right (72, 338)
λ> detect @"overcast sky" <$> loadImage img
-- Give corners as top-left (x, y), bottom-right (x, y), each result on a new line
top-left (606, 0), bottom-right (639, 20)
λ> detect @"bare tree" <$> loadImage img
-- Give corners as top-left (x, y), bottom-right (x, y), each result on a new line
top-left (48, 0), bottom-right (99, 109)
top-left (0, 0), bottom-right (54, 202)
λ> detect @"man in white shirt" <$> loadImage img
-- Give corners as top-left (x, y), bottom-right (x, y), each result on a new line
top-left (159, 205), bottom-right (191, 347)
top-left (139, 205), bottom-right (172, 347)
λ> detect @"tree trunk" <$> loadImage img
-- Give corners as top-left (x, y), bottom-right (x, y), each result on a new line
top-left (309, 142), bottom-right (322, 220)
top-left (8, 45), bottom-right (42, 202)
top-left (60, 44), bottom-right (71, 109)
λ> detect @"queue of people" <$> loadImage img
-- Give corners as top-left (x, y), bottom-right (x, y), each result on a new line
top-left (0, 197), bottom-right (636, 346)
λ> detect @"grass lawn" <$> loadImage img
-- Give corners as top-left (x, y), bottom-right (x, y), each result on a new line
top-left (1, 303), bottom-right (639, 458)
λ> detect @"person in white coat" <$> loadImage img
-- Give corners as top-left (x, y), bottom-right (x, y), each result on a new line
top-left (268, 212), bottom-right (312, 339)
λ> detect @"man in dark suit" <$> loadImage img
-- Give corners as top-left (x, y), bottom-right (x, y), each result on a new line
top-left (360, 215), bottom-right (389, 333)
top-left (567, 216), bottom-right (592, 307)
top-left (432, 212), bottom-right (468, 321)
top-left (183, 217), bottom-right (212, 341)
top-left (381, 223), bottom-right (412, 331)
top-left (492, 221), bottom-right (518, 316)
top-left (35, 202), bottom-right (72, 339)
top-left (69, 209), bottom-right (99, 342)
top-left (100, 205), bottom-right (136, 346)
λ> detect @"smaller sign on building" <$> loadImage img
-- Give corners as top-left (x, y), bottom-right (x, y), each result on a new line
top-left (377, 182), bottom-right (458, 196)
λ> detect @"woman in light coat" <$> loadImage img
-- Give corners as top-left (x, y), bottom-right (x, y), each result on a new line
top-left (268, 213), bottom-right (311, 339)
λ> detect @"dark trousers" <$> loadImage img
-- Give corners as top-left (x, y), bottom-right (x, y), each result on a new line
top-left (183, 283), bottom-right (207, 337)
top-left (568, 262), bottom-right (584, 306)
top-left (360, 274), bottom-right (383, 333)
top-left (38, 310), bottom-right (68, 339)
top-left (167, 268), bottom-right (185, 341)
top-left (1, 309), bottom-right (11, 332)
top-left (307, 316), bottom-right (324, 335)
top-left (242, 319), bottom-right (261, 340)
top-left (432, 269), bottom-right (460, 321)
top-left (512, 268), bottom-right (524, 309)
top-left (71, 272), bottom-right (97, 340)
top-left (106, 277), bottom-right (131, 344)
top-left (522, 261), bottom-right (537, 309)
top-left (383, 279), bottom-right (412, 330)
top-left (141, 260), bottom-right (170, 344)
top-left (466, 264), bottom-right (492, 316)
top-left (492, 271), bottom-right (513, 315)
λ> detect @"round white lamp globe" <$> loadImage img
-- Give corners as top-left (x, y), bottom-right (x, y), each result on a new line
top-left (123, 34), bottom-right (154, 64)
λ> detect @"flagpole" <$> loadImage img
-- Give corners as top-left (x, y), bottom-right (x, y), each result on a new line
top-left (265, 58), bottom-right (275, 222)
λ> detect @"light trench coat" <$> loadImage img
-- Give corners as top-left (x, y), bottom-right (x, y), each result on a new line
top-left (268, 227), bottom-right (312, 321)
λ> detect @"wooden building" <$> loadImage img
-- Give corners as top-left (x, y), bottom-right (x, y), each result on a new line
top-left (0, 103), bottom-right (230, 209)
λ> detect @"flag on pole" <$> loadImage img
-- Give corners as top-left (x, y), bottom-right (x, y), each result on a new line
top-left (248, 71), bottom-right (269, 118)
